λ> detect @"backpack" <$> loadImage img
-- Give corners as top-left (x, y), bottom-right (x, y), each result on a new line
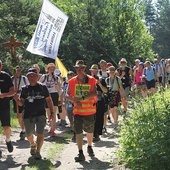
top-left (41, 74), bottom-right (48, 83)
top-left (99, 70), bottom-right (109, 78)
top-left (11, 75), bottom-right (28, 100)
top-left (42, 74), bottom-right (58, 83)
top-left (11, 75), bottom-right (27, 91)
top-left (104, 76), bottom-right (120, 104)
top-left (144, 67), bottom-right (155, 77)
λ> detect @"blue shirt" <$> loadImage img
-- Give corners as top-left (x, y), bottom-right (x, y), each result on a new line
top-left (145, 67), bottom-right (155, 81)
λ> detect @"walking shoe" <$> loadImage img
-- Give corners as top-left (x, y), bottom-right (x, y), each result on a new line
top-left (59, 120), bottom-right (67, 126)
top-left (93, 133), bottom-right (100, 142)
top-left (34, 151), bottom-right (42, 160)
top-left (75, 152), bottom-right (85, 162)
top-left (87, 146), bottom-right (95, 157)
top-left (6, 141), bottom-right (13, 153)
top-left (102, 127), bottom-right (107, 133)
top-left (93, 136), bottom-right (100, 142)
top-left (0, 150), bottom-right (2, 158)
top-left (50, 130), bottom-right (56, 137)
top-left (30, 144), bottom-right (36, 155)
top-left (20, 131), bottom-right (26, 140)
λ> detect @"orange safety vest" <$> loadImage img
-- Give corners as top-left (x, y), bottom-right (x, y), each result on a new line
top-left (68, 75), bottom-right (97, 116)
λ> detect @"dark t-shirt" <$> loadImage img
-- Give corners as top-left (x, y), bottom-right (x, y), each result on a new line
top-left (96, 77), bottom-right (107, 102)
top-left (0, 71), bottom-right (14, 109)
top-left (117, 66), bottom-right (131, 88)
top-left (20, 83), bottom-right (50, 118)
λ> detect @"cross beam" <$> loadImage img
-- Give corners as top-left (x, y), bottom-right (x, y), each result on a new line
top-left (2, 36), bottom-right (23, 57)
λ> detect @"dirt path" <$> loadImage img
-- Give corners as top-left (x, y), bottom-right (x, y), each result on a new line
top-left (0, 117), bottom-right (126, 170)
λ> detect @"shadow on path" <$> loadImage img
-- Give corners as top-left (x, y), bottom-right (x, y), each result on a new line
top-left (78, 157), bottom-right (113, 170)
top-left (0, 155), bottom-right (22, 170)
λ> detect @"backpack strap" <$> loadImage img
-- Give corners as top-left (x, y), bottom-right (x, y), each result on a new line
top-left (116, 76), bottom-right (120, 89)
top-left (106, 77), bottom-right (109, 86)
top-left (23, 76), bottom-right (27, 86)
top-left (18, 76), bottom-right (22, 90)
top-left (42, 74), bottom-right (47, 83)
top-left (99, 70), bottom-right (102, 76)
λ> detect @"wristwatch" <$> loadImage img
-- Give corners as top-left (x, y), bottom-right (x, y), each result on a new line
top-left (51, 111), bottom-right (54, 115)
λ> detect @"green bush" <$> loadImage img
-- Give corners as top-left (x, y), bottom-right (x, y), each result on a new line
top-left (117, 89), bottom-right (170, 170)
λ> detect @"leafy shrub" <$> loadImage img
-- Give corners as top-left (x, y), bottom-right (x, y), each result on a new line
top-left (117, 89), bottom-right (170, 170)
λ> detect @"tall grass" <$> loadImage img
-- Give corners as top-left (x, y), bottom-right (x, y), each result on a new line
top-left (117, 88), bottom-right (170, 170)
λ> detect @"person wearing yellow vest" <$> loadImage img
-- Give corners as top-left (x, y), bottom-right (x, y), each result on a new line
top-left (66, 60), bottom-right (97, 162)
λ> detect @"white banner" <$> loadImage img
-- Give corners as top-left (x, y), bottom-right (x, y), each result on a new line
top-left (27, 0), bottom-right (68, 59)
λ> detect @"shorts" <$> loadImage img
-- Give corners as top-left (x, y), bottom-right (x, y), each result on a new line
top-left (146, 79), bottom-right (155, 89)
top-left (74, 114), bottom-right (95, 134)
top-left (46, 92), bottom-right (59, 108)
top-left (24, 115), bottom-right (46, 136)
top-left (0, 108), bottom-right (10, 127)
top-left (108, 91), bottom-right (121, 108)
top-left (13, 99), bottom-right (24, 113)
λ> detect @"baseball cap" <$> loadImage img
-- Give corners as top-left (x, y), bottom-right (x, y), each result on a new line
top-left (139, 62), bottom-right (144, 66)
top-left (26, 68), bottom-right (38, 76)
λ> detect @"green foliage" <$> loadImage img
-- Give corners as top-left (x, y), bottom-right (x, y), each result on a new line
top-left (0, 0), bottom-right (44, 72)
top-left (0, 0), bottom-right (154, 71)
top-left (117, 89), bottom-right (170, 170)
top-left (144, 0), bottom-right (157, 34)
top-left (52, 0), bottom-right (154, 68)
top-left (145, 0), bottom-right (170, 58)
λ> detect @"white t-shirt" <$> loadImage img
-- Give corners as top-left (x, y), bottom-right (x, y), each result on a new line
top-left (12, 75), bottom-right (29, 93)
top-left (41, 74), bottom-right (60, 93)
top-left (97, 70), bottom-right (109, 79)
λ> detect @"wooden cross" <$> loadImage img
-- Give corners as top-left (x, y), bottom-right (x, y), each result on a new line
top-left (2, 36), bottom-right (23, 115)
top-left (2, 36), bottom-right (23, 58)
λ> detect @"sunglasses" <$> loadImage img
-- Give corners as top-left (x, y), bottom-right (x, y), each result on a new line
top-left (68, 74), bottom-right (74, 76)
top-left (75, 67), bottom-right (84, 71)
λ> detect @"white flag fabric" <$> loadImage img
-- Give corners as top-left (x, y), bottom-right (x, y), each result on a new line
top-left (27, 0), bottom-right (68, 59)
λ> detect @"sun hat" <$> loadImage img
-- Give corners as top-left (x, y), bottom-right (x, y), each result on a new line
top-left (145, 58), bottom-right (150, 61)
top-left (45, 63), bottom-right (56, 72)
top-left (120, 58), bottom-right (127, 63)
top-left (67, 71), bottom-right (75, 76)
top-left (144, 61), bottom-right (151, 65)
top-left (73, 60), bottom-right (86, 68)
top-left (135, 59), bottom-right (140, 63)
top-left (26, 68), bottom-right (38, 76)
top-left (107, 66), bottom-right (115, 73)
top-left (89, 64), bottom-right (98, 70)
